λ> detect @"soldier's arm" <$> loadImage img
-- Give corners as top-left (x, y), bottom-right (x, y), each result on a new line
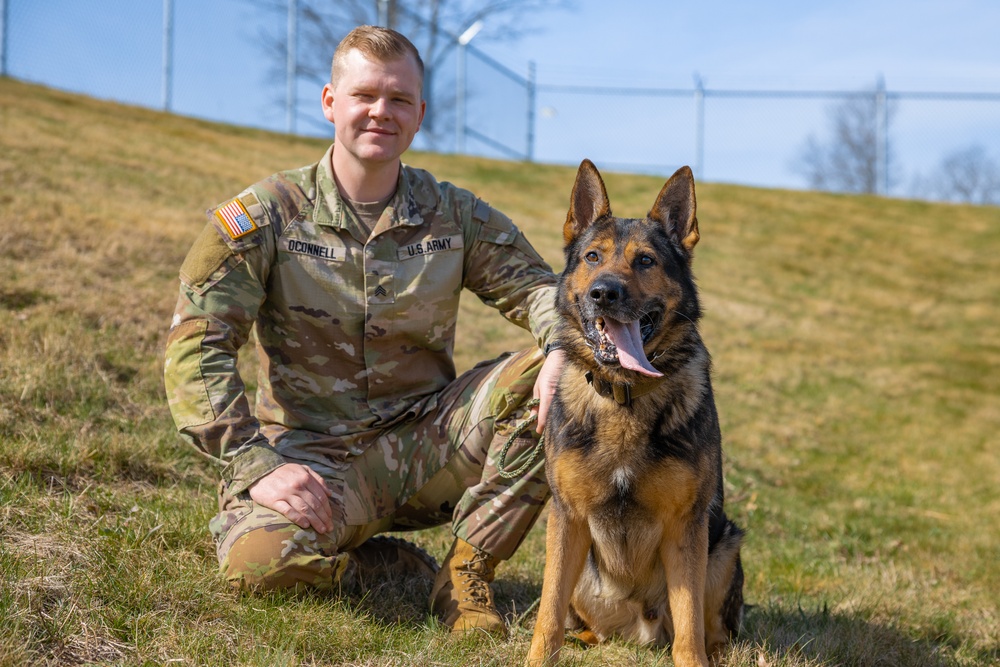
top-left (462, 198), bottom-right (559, 350)
top-left (163, 216), bottom-right (284, 496)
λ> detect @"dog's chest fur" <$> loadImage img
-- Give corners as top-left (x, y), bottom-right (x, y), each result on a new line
top-left (549, 364), bottom-right (708, 529)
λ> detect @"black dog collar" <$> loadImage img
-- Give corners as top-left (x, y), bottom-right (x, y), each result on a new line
top-left (585, 371), bottom-right (666, 407)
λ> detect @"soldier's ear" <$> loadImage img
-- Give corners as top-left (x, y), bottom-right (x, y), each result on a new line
top-left (649, 166), bottom-right (699, 255)
top-left (564, 159), bottom-right (611, 246)
top-left (321, 83), bottom-right (336, 124)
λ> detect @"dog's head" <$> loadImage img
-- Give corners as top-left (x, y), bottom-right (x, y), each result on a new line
top-left (555, 159), bottom-right (702, 377)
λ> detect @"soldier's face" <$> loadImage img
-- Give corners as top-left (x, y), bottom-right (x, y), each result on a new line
top-left (322, 49), bottom-right (426, 169)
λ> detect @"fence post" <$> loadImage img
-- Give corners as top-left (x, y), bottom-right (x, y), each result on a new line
top-left (526, 61), bottom-right (536, 161)
top-left (694, 73), bottom-right (705, 181)
top-left (286, 0), bottom-right (297, 134)
top-left (161, 0), bottom-right (173, 111)
top-left (1, 0), bottom-right (8, 78)
top-left (455, 22), bottom-right (483, 154)
top-left (875, 75), bottom-right (888, 195)
top-left (456, 43), bottom-right (466, 153)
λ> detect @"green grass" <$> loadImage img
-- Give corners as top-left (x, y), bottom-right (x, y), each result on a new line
top-left (1, 76), bottom-right (998, 666)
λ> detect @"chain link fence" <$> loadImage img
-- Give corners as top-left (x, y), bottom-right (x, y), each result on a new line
top-left (4, 0), bottom-right (999, 202)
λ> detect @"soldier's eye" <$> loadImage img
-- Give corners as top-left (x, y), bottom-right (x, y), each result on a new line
top-left (585, 251), bottom-right (599, 263)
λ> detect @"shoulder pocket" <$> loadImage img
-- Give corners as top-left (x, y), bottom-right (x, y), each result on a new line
top-left (180, 223), bottom-right (236, 288)
top-left (478, 224), bottom-right (517, 246)
top-left (475, 200), bottom-right (519, 246)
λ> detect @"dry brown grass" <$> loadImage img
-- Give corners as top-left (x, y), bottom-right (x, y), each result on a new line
top-left (1, 77), bottom-right (998, 665)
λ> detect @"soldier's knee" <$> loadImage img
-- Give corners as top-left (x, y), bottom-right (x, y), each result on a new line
top-left (221, 524), bottom-right (345, 592)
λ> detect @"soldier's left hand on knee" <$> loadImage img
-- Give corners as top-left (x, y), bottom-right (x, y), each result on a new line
top-left (248, 463), bottom-right (335, 534)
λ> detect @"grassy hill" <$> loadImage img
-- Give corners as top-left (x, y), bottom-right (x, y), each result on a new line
top-left (1, 76), bottom-right (997, 666)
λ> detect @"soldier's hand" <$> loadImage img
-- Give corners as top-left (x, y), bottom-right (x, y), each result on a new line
top-left (248, 463), bottom-right (335, 534)
top-left (533, 348), bottom-right (565, 434)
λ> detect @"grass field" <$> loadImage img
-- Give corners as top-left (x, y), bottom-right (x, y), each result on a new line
top-left (1, 77), bottom-right (998, 666)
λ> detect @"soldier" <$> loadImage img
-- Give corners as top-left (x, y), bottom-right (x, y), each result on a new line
top-left (163, 25), bottom-right (565, 635)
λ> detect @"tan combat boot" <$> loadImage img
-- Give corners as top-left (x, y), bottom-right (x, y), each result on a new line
top-left (345, 536), bottom-right (439, 588)
top-left (430, 538), bottom-right (506, 635)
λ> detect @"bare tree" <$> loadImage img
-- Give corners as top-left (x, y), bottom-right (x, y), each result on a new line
top-left (793, 89), bottom-right (898, 194)
top-left (932, 145), bottom-right (1000, 205)
top-left (249, 0), bottom-right (572, 143)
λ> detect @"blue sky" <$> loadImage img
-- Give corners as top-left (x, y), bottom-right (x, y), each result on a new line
top-left (499, 0), bottom-right (1000, 91)
top-left (5, 0), bottom-right (999, 192)
top-left (485, 0), bottom-right (1000, 188)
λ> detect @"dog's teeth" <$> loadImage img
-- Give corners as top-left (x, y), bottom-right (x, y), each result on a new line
top-left (594, 318), bottom-right (609, 351)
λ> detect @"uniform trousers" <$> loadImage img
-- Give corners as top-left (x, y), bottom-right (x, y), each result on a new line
top-left (210, 347), bottom-right (548, 590)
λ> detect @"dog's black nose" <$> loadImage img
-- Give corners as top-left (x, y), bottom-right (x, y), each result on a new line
top-left (589, 278), bottom-right (625, 307)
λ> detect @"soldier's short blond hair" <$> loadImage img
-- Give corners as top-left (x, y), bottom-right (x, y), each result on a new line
top-left (331, 25), bottom-right (424, 91)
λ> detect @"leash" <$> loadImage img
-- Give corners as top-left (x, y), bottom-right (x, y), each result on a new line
top-left (497, 398), bottom-right (545, 479)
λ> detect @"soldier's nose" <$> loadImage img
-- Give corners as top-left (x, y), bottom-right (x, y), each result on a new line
top-left (369, 98), bottom-right (390, 119)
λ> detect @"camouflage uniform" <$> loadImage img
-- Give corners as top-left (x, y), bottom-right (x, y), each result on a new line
top-left (164, 144), bottom-right (557, 590)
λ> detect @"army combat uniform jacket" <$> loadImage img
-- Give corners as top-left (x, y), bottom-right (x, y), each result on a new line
top-left (164, 145), bottom-right (558, 499)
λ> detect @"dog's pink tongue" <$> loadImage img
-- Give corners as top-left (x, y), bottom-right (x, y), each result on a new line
top-left (603, 318), bottom-right (663, 377)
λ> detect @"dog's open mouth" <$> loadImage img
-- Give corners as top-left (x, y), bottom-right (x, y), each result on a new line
top-left (589, 312), bottom-right (663, 377)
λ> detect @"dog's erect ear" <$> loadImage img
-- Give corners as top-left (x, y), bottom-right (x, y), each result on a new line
top-left (564, 159), bottom-right (612, 246)
top-left (650, 166), bottom-right (699, 254)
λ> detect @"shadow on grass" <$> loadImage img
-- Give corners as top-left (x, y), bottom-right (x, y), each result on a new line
top-left (233, 581), bottom-right (998, 666)
top-left (346, 572), bottom-right (437, 629)
top-left (344, 570), bottom-right (544, 632)
top-left (495, 574), bottom-right (543, 631)
top-left (739, 602), bottom-right (996, 667)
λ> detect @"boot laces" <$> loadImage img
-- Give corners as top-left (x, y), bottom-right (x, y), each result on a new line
top-left (459, 551), bottom-right (494, 607)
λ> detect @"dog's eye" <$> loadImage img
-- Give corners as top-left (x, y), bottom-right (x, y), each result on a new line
top-left (638, 255), bottom-right (655, 267)
top-left (585, 251), bottom-right (600, 264)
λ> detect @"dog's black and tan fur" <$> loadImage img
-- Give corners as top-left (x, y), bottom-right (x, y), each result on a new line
top-left (526, 160), bottom-right (744, 667)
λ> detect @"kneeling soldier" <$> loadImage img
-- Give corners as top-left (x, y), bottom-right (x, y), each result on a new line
top-left (163, 25), bottom-right (565, 634)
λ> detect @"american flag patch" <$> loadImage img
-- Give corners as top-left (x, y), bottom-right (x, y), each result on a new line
top-left (214, 198), bottom-right (258, 240)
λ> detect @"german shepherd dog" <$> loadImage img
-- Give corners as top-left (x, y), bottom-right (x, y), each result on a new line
top-left (526, 160), bottom-right (744, 667)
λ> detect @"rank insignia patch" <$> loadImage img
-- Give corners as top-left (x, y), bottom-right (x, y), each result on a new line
top-left (215, 198), bottom-right (258, 240)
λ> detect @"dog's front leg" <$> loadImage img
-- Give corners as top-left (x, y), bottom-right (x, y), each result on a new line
top-left (526, 505), bottom-right (591, 667)
top-left (662, 517), bottom-right (710, 667)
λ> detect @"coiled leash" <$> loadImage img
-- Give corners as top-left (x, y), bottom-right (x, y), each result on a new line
top-left (497, 398), bottom-right (546, 479)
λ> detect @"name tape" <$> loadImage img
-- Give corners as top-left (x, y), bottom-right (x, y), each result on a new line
top-left (285, 239), bottom-right (346, 261)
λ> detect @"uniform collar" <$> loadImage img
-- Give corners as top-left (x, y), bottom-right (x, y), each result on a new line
top-left (312, 144), bottom-right (419, 232)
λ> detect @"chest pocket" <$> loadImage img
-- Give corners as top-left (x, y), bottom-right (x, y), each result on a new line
top-left (393, 233), bottom-right (465, 306)
top-left (282, 216), bottom-right (349, 263)
top-left (276, 217), bottom-right (361, 315)
top-left (280, 218), bottom-right (349, 268)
